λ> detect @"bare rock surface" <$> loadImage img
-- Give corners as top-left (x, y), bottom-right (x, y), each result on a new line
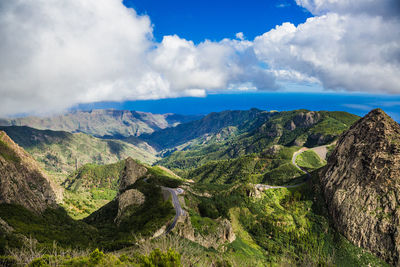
top-left (119, 157), bottom-right (147, 192)
top-left (0, 131), bottom-right (57, 213)
top-left (115, 189), bottom-right (145, 223)
top-left (320, 109), bottom-right (400, 265)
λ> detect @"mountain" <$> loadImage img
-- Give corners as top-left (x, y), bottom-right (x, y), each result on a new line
top-left (157, 110), bottom-right (359, 172)
top-left (0, 126), bottom-right (158, 177)
top-left (0, 109), bottom-right (202, 138)
top-left (0, 131), bottom-right (58, 213)
top-left (320, 108), bottom-right (400, 265)
top-left (140, 108), bottom-right (267, 150)
top-left (0, 109), bottom-right (389, 266)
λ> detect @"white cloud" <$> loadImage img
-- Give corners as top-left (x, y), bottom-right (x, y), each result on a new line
top-left (276, 3), bottom-right (291, 8)
top-left (0, 0), bottom-right (276, 116)
top-left (295, 0), bottom-right (400, 16)
top-left (236, 32), bottom-right (245, 40)
top-left (0, 0), bottom-right (399, 116)
top-left (254, 1), bottom-right (400, 93)
top-left (0, 0), bottom-right (156, 116)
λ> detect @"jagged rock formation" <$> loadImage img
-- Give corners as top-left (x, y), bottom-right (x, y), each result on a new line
top-left (118, 157), bottom-right (148, 192)
top-left (115, 157), bottom-right (148, 223)
top-left (320, 109), bottom-right (400, 265)
top-left (0, 131), bottom-right (57, 213)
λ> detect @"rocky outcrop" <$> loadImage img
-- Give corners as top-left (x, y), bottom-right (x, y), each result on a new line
top-left (293, 111), bottom-right (321, 127)
top-left (118, 157), bottom-right (147, 192)
top-left (114, 157), bottom-right (148, 223)
top-left (320, 109), bottom-right (400, 265)
top-left (0, 131), bottom-right (57, 213)
top-left (115, 189), bottom-right (145, 223)
top-left (174, 215), bottom-right (236, 250)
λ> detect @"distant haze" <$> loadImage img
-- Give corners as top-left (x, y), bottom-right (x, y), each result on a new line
top-left (74, 92), bottom-right (400, 122)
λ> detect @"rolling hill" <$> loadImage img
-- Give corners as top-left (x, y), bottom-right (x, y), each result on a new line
top-left (0, 126), bottom-right (158, 179)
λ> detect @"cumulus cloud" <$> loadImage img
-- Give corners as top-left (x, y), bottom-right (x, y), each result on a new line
top-left (295, 0), bottom-right (400, 17)
top-left (254, 0), bottom-right (400, 93)
top-left (0, 0), bottom-right (399, 116)
top-left (0, 0), bottom-right (276, 116)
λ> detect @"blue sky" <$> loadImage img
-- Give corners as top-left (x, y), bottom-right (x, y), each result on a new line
top-left (122, 0), bottom-right (311, 43)
top-left (0, 0), bottom-right (399, 117)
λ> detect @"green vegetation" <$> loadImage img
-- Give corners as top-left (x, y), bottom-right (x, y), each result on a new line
top-left (64, 161), bottom-right (125, 192)
top-left (183, 146), bottom-right (304, 185)
top-left (61, 161), bottom-right (125, 219)
top-left (180, 174), bottom-right (388, 266)
top-left (2, 108), bottom-right (387, 266)
top-left (84, 181), bottom-right (175, 250)
top-left (15, 247), bottom-right (181, 266)
top-left (157, 110), bottom-right (359, 173)
top-left (295, 150), bottom-right (326, 171)
top-left (0, 136), bottom-right (20, 163)
top-left (0, 126), bottom-right (158, 177)
top-left (0, 204), bottom-right (97, 251)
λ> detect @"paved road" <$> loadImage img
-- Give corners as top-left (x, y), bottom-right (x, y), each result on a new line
top-left (255, 148), bottom-right (312, 191)
top-left (291, 148), bottom-right (311, 178)
top-left (161, 187), bottom-right (185, 235)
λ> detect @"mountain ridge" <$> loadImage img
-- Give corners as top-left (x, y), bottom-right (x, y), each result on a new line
top-left (0, 109), bottom-right (202, 138)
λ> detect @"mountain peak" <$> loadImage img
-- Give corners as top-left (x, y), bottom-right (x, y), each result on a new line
top-left (362, 108), bottom-right (397, 125)
top-left (320, 109), bottom-right (400, 264)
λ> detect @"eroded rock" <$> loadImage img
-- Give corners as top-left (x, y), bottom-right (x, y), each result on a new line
top-left (119, 157), bottom-right (147, 192)
top-left (320, 109), bottom-right (400, 265)
top-left (0, 131), bottom-right (57, 213)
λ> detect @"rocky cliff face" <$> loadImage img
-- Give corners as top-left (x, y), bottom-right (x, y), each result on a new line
top-left (0, 131), bottom-right (58, 213)
top-left (320, 109), bottom-right (400, 265)
top-left (118, 157), bottom-right (148, 193)
top-left (115, 157), bottom-right (148, 223)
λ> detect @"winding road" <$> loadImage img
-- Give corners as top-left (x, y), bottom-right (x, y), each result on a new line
top-left (160, 187), bottom-right (185, 235)
top-left (157, 145), bottom-right (328, 235)
top-left (255, 147), bottom-right (313, 191)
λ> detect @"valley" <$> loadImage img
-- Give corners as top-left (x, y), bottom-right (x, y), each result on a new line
top-left (0, 108), bottom-right (396, 266)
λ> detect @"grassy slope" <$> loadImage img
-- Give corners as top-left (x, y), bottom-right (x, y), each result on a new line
top-left (0, 126), bottom-right (158, 180)
top-left (141, 108), bottom-right (268, 150)
top-left (296, 150), bottom-right (326, 171)
top-left (187, 146), bottom-right (304, 185)
top-left (0, 163), bottom-right (183, 254)
top-left (62, 160), bottom-right (183, 219)
top-left (182, 176), bottom-right (388, 266)
top-left (158, 110), bottom-right (359, 172)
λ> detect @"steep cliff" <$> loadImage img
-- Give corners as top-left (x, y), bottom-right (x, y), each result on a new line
top-left (320, 109), bottom-right (400, 264)
top-left (0, 131), bottom-right (58, 213)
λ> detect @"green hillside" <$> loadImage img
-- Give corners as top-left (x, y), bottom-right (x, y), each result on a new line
top-left (61, 160), bottom-right (183, 219)
top-left (0, 126), bottom-right (158, 179)
top-left (295, 150), bottom-right (326, 171)
top-left (140, 108), bottom-right (269, 150)
top-left (2, 108), bottom-right (389, 266)
top-left (157, 110), bottom-right (359, 172)
top-left (187, 146), bottom-right (305, 185)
